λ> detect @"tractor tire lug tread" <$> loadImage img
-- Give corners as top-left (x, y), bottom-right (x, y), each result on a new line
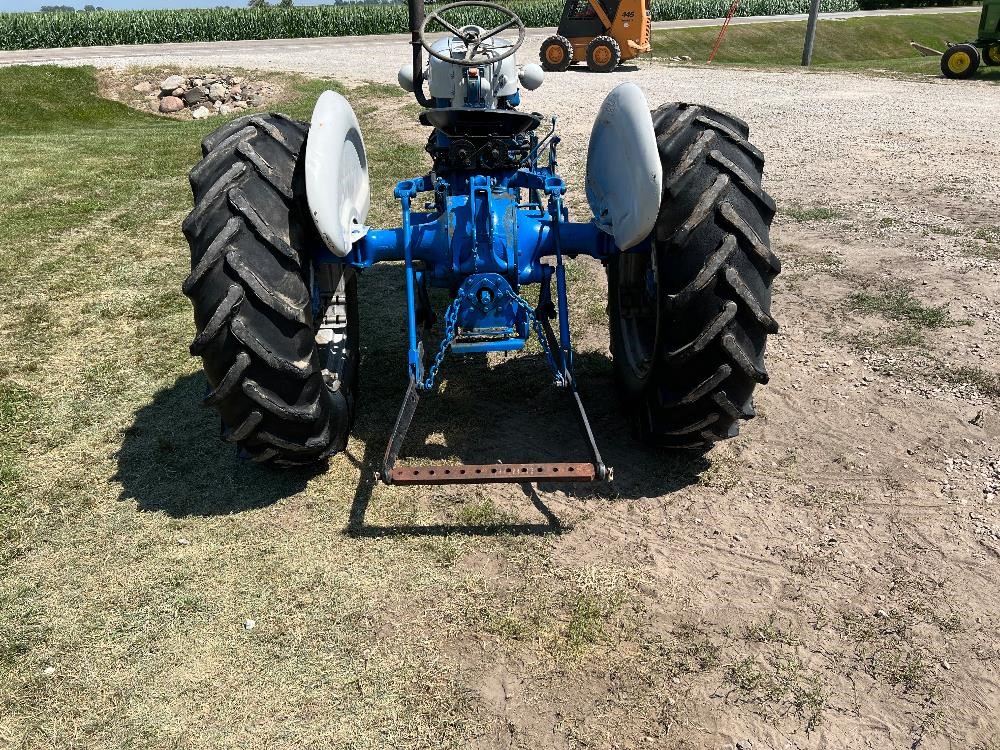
top-left (663, 300), bottom-right (737, 363)
top-left (676, 364), bottom-right (731, 406)
top-left (718, 202), bottom-right (781, 273)
top-left (242, 378), bottom-right (323, 422)
top-left (707, 148), bottom-right (775, 216)
top-left (189, 126), bottom-right (256, 188)
top-left (183, 113), bottom-right (358, 466)
top-left (666, 234), bottom-right (735, 309)
top-left (721, 331), bottom-right (769, 384)
top-left (258, 418), bottom-right (332, 453)
top-left (723, 264), bottom-right (779, 332)
top-left (236, 139), bottom-right (293, 200)
top-left (182, 162), bottom-right (247, 240)
top-left (711, 390), bottom-right (744, 420)
top-left (657, 412), bottom-right (720, 436)
top-left (189, 284), bottom-right (243, 355)
top-left (228, 187), bottom-right (301, 266)
top-left (694, 114), bottom-right (763, 164)
top-left (229, 317), bottom-right (315, 379)
top-left (225, 248), bottom-right (310, 324)
top-left (204, 351), bottom-right (251, 406)
top-left (224, 410), bottom-right (263, 443)
top-left (183, 218), bottom-right (240, 294)
top-left (663, 174), bottom-right (729, 246)
top-left (608, 101), bottom-right (779, 449)
top-left (664, 129), bottom-right (716, 194)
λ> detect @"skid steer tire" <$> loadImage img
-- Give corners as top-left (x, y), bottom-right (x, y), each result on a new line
top-left (607, 102), bottom-right (780, 450)
top-left (540, 34), bottom-right (574, 72)
top-left (586, 35), bottom-right (621, 73)
top-left (182, 113), bottom-right (358, 466)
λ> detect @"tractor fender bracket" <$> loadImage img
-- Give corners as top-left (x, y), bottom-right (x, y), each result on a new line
top-left (306, 90), bottom-right (371, 258)
top-left (585, 82), bottom-right (662, 251)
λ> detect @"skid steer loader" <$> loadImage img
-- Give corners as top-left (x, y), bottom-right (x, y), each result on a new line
top-left (539, 0), bottom-right (652, 72)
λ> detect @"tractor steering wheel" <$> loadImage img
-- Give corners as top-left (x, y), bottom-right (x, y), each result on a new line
top-left (420, 1), bottom-right (526, 67)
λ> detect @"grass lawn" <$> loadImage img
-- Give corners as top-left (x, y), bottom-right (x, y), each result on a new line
top-left (0, 65), bottom-right (450, 748)
top-left (0, 65), bottom-right (639, 748)
top-left (652, 11), bottom-right (1000, 81)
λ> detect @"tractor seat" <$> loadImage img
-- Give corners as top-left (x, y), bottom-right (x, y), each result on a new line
top-left (419, 108), bottom-right (542, 137)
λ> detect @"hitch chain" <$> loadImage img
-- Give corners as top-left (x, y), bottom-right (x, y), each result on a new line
top-left (421, 294), bottom-right (461, 391)
top-left (419, 287), bottom-right (565, 391)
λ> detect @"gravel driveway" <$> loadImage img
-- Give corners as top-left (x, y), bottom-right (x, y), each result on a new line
top-left (10, 29), bottom-right (995, 215)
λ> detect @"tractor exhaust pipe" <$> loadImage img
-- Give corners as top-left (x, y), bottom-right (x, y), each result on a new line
top-left (407, 0), bottom-right (433, 107)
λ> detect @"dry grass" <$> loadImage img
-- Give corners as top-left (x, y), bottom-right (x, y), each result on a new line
top-left (0, 65), bottom-right (637, 750)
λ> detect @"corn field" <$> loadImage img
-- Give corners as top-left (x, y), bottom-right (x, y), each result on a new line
top-left (0, 0), bottom-right (860, 51)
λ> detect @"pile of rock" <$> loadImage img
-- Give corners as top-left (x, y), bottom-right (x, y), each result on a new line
top-left (132, 73), bottom-right (267, 119)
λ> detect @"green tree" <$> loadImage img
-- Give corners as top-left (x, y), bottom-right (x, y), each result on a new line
top-left (277, 0), bottom-right (293, 6)
top-left (247, 0), bottom-right (270, 7)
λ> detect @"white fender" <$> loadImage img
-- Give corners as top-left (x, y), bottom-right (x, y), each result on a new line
top-left (585, 83), bottom-right (662, 251)
top-left (397, 63), bottom-right (415, 93)
top-left (305, 90), bottom-right (370, 257)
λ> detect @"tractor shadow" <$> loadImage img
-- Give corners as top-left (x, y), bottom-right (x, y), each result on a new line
top-left (343, 265), bottom-right (708, 537)
top-left (115, 264), bottom-right (706, 525)
top-left (114, 371), bottom-right (324, 517)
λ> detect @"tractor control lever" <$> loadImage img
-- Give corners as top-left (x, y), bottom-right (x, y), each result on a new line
top-left (407, 0), bottom-right (434, 107)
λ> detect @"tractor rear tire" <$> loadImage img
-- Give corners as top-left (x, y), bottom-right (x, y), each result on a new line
top-left (984, 43), bottom-right (1000, 66)
top-left (182, 113), bottom-right (358, 466)
top-left (540, 35), bottom-right (574, 72)
top-left (607, 103), bottom-right (780, 450)
top-left (941, 43), bottom-right (980, 78)
top-left (586, 36), bottom-right (621, 73)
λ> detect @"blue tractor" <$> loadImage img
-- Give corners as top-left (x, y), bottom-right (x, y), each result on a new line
top-left (181, 0), bottom-right (780, 485)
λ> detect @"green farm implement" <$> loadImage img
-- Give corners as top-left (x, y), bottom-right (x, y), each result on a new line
top-left (941, 0), bottom-right (1000, 78)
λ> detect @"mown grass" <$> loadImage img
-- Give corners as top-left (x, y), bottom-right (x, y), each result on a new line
top-left (652, 12), bottom-right (1000, 81)
top-left (0, 64), bottom-right (454, 748)
top-left (0, 65), bottom-right (667, 749)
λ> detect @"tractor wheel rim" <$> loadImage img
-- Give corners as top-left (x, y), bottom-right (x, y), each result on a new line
top-left (617, 252), bottom-right (658, 381)
top-left (546, 45), bottom-right (565, 64)
top-left (593, 46), bottom-right (612, 66)
top-left (949, 52), bottom-right (970, 73)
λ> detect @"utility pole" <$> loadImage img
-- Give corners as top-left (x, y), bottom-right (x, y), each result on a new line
top-left (801, 0), bottom-right (821, 66)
